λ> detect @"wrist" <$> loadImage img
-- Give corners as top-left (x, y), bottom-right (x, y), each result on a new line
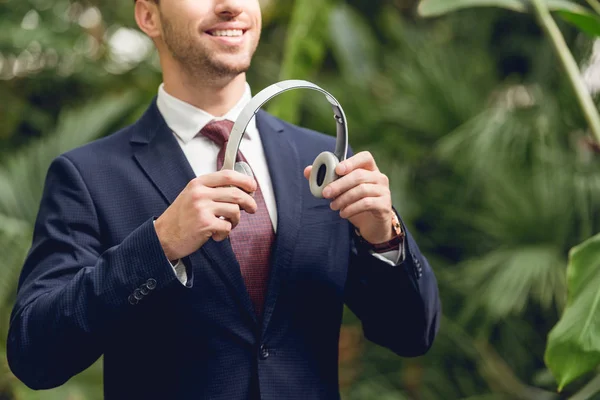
top-left (154, 217), bottom-right (178, 262)
top-left (355, 211), bottom-right (404, 253)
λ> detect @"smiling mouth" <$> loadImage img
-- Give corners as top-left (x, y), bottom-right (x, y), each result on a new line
top-left (206, 29), bottom-right (245, 37)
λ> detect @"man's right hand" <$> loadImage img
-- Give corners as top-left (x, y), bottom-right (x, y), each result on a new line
top-left (154, 170), bottom-right (258, 261)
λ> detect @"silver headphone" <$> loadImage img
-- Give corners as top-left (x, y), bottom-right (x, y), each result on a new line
top-left (223, 80), bottom-right (349, 198)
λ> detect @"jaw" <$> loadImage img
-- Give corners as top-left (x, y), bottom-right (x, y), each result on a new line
top-left (159, 20), bottom-right (259, 81)
top-left (204, 51), bottom-right (253, 76)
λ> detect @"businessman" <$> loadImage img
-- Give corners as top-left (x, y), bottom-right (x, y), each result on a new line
top-left (7, 0), bottom-right (441, 399)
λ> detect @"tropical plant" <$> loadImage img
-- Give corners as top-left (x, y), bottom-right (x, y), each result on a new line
top-left (418, 0), bottom-right (600, 394)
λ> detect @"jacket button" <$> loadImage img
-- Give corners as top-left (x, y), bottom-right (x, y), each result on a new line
top-left (128, 295), bottom-right (138, 305)
top-left (140, 284), bottom-right (150, 295)
top-left (259, 345), bottom-right (269, 360)
top-left (134, 288), bottom-right (143, 300)
top-left (146, 279), bottom-right (157, 290)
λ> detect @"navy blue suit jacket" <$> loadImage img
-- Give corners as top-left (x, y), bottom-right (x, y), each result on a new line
top-left (7, 100), bottom-right (440, 399)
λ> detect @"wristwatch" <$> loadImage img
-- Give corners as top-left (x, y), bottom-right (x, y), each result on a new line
top-left (355, 212), bottom-right (405, 253)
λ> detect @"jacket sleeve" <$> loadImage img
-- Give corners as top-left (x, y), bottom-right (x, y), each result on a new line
top-left (6, 155), bottom-right (194, 390)
top-left (344, 213), bottom-right (441, 357)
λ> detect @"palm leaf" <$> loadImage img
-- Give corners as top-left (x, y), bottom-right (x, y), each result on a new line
top-left (455, 246), bottom-right (566, 321)
top-left (432, 84), bottom-right (600, 321)
top-left (0, 91), bottom-right (139, 224)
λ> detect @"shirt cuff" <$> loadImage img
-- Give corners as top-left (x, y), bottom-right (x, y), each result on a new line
top-left (369, 238), bottom-right (406, 266)
top-left (172, 259), bottom-right (187, 285)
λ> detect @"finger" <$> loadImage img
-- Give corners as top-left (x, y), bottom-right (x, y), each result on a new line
top-left (210, 218), bottom-right (233, 242)
top-left (322, 169), bottom-right (378, 199)
top-left (303, 166), bottom-right (312, 180)
top-left (336, 151), bottom-right (378, 176)
top-left (211, 202), bottom-right (242, 229)
top-left (330, 183), bottom-right (386, 211)
top-left (196, 170), bottom-right (258, 193)
top-left (339, 197), bottom-right (389, 220)
top-left (211, 187), bottom-right (258, 214)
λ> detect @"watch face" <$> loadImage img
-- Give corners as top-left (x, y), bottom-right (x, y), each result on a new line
top-left (392, 214), bottom-right (402, 235)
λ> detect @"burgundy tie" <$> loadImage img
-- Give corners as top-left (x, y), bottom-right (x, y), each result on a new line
top-left (200, 119), bottom-right (274, 317)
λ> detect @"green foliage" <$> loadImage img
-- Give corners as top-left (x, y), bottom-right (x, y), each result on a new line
top-left (559, 10), bottom-right (600, 37)
top-left (328, 4), bottom-right (378, 89)
top-left (419, 0), bottom-right (600, 39)
top-left (418, 0), bottom-right (592, 17)
top-left (267, 0), bottom-right (331, 123)
top-left (418, 0), bottom-right (600, 394)
top-left (0, 92), bottom-right (139, 225)
top-left (545, 233), bottom-right (600, 392)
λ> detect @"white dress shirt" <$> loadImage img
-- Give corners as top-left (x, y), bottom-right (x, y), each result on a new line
top-left (155, 83), bottom-right (401, 285)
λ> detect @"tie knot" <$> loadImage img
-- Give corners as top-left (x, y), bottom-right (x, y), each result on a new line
top-left (199, 119), bottom-right (235, 147)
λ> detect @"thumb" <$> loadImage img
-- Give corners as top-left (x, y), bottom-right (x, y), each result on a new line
top-left (303, 166), bottom-right (312, 180)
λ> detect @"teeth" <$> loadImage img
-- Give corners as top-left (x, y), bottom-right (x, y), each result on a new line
top-left (210, 29), bottom-right (243, 37)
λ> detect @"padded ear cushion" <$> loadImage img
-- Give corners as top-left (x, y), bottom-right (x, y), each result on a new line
top-left (309, 151), bottom-right (340, 198)
top-left (234, 161), bottom-right (256, 197)
top-left (234, 161), bottom-right (254, 178)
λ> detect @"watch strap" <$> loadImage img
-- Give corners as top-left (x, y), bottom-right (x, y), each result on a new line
top-left (355, 212), bottom-right (405, 253)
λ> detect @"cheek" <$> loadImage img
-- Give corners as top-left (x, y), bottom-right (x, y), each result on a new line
top-left (249, 3), bottom-right (262, 30)
top-left (167, 3), bottom-right (209, 31)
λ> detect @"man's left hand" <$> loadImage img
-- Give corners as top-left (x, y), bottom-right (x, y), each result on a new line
top-left (303, 151), bottom-right (395, 244)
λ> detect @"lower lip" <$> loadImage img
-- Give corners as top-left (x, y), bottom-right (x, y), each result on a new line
top-left (205, 33), bottom-right (245, 45)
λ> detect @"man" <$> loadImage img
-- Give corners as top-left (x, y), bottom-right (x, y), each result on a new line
top-left (7, 0), bottom-right (440, 399)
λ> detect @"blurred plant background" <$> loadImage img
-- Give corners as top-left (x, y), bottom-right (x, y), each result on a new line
top-left (2, 0), bottom-right (600, 399)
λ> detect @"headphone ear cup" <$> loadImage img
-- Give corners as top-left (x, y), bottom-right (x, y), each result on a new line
top-left (309, 151), bottom-right (340, 198)
top-left (234, 161), bottom-right (254, 178)
top-left (234, 161), bottom-right (256, 197)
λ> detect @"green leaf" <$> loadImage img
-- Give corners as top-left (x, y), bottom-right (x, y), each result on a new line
top-left (0, 91), bottom-right (139, 224)
top-left (545, 233), bottom-right (600, 391)
top-left (454, 245), bottom-right (566, 322)
top-left (328, 4), bottom-right (378, 86)
top-left (558, 10), bottom-right (600, 37)
top-left (418, 0), bottom-right (592, 17)
top-left (419, 0), bottom-right (525, 15)
top-left (267, 0), bottom-right (330, 124)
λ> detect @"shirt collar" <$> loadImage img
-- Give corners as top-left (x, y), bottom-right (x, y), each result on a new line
top-left (156, 83), bottom-right (254, 144)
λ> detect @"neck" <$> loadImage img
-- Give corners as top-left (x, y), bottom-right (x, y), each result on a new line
top-left (161, 64), bottom-right (247, 117)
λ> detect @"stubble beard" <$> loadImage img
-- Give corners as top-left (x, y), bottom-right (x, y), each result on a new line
top-left (160, 13), bottom-right (258, 84)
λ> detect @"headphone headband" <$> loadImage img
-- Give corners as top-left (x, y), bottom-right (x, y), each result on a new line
top-left (222, 80), bottom-right (349, 171)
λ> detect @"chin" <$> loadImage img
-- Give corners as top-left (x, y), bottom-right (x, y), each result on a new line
top-left (211, 57), bottom-right (253, 75)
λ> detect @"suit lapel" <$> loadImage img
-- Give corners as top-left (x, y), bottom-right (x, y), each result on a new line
top-left (131, 100), bottom-right (257, 324)
top-left (130, 100), bottom-right (196, 205)
top-left (256, 111), bottom-right (304, 333)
